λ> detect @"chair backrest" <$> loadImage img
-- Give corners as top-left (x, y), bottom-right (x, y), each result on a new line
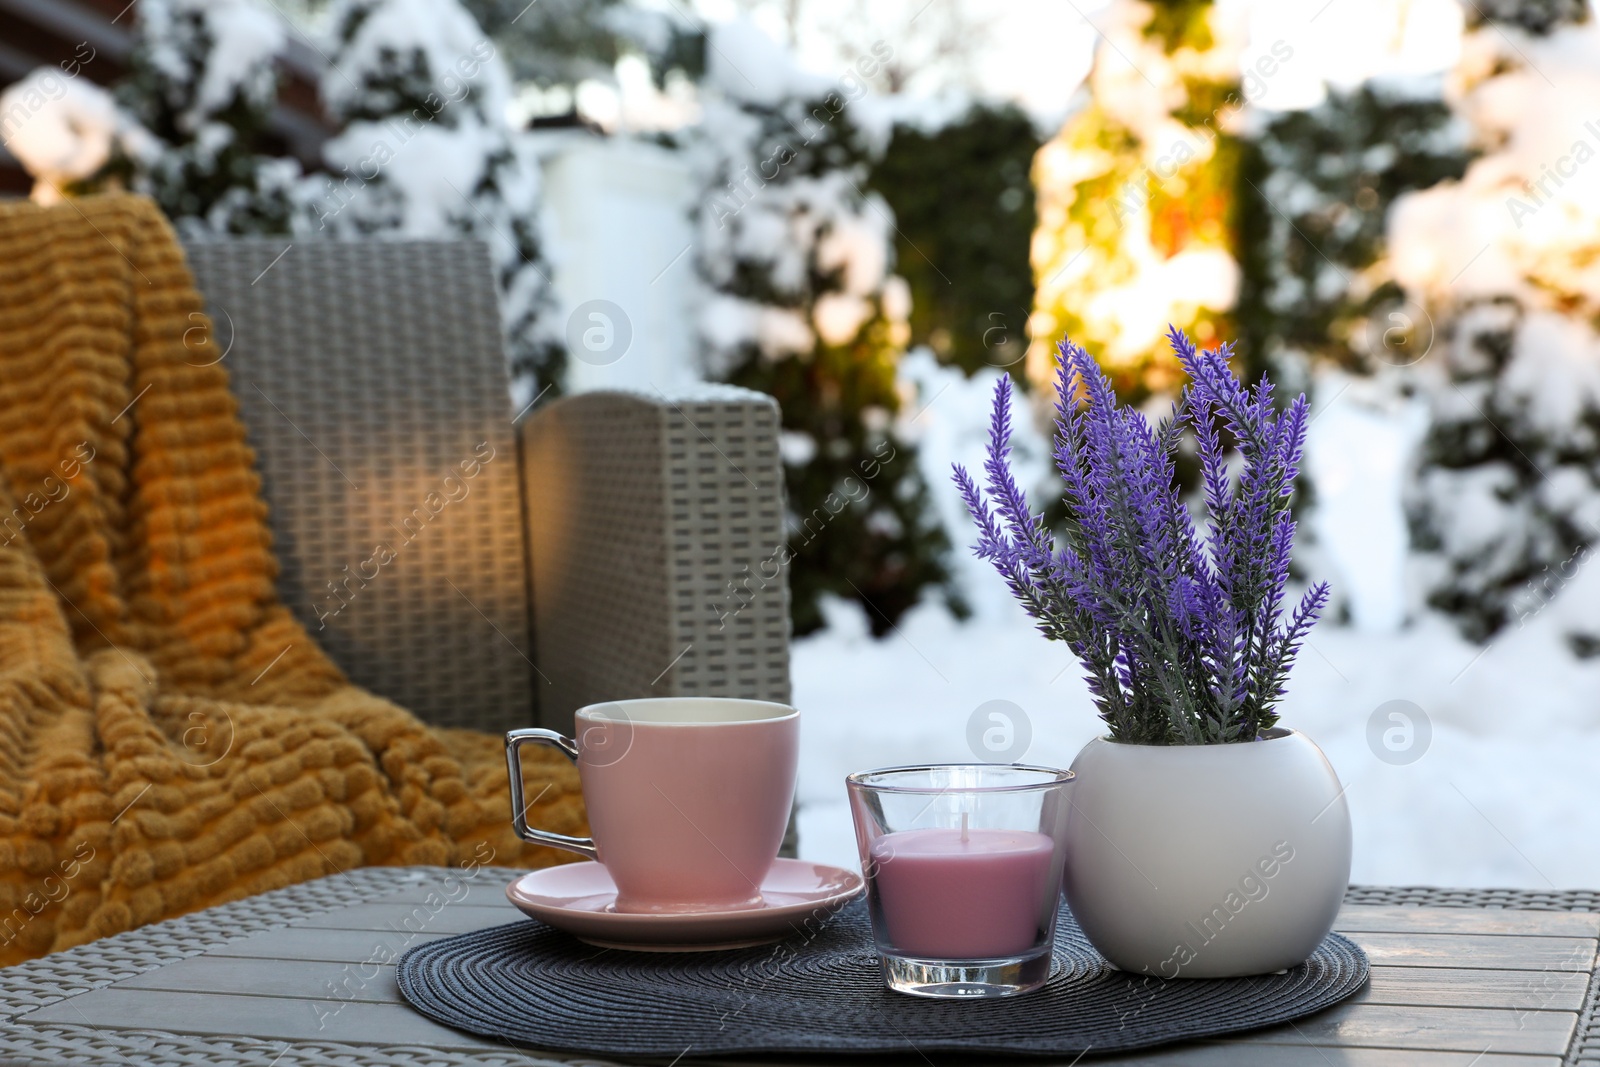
top-left (522, 386), bottom-right (792, 733)
top-left (183, 238), bottom-right (534, 733)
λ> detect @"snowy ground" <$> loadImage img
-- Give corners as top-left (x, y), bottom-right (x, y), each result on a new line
top-left (791, 352), bottom-right (1600, 889)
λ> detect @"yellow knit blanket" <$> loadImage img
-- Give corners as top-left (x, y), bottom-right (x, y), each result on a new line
top-left (0, 194), bottom-right (584, 964)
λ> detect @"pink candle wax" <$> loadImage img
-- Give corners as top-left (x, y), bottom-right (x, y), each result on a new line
top-left (868, 827), bottom-right (1056, 960)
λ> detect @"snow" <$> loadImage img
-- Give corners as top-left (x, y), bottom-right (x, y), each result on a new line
top-left (315, 0), bottom-right (562, 399)
top-left (848, 89), bottom-right (987, 151)
top-left (1226, 0), bottom-right (1464, 112)
top-left (321, 0), bottom-right (508, 120)
top-left (1390, 17), bottom-right (1600, 309)
top-left (140, 0), bottom-right (286, 133)
top-left (698, 295), bottom-right (815, 368)
top-left (795, 600), bottom-right (1600, 889)
top-left (1305, 372), bottom-right (1424, 632)
top-left (1502, 312), bottom-right (1600, 449)
top-left (190, 0), bottom-right (285, 123)
top-left (321, 120), bottom-right (495, 234)
top-left (0, 69), bottom-right (119, 202)
top-left (691, 0), bottom-right (1095, 127)
top-left (1388, 12), bottom-right (1600, 643)
top-left (1421, 462), bottom-right (1522, 563)
top-left (690, 19), bottom-right (907, 379)
top-left (703, 18), bottom-right (832, 108)
top-left (792, 352), bottom-right (1600, 889)
top-left (567, 55), bottom-right (701, 135)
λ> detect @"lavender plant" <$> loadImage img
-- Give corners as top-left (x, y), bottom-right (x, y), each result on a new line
top-left (954, 327), bottom-right (1329, 744)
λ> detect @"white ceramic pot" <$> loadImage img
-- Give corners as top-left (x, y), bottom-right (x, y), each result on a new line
top-left (1062, 728), bottom-right (1351, 978)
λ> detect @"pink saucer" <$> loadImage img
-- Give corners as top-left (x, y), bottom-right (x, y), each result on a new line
top-left (505, 858), bottom-right (863, 951)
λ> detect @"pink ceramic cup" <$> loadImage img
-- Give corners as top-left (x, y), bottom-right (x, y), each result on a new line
top-left (505, 697), bottom-right (799, 914)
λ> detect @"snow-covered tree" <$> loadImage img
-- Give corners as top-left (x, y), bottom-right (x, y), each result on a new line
top-left (690, 20), bottom-right (959, 635)
top-left (1029, 0), bottom-right (1243, 401)
top-left (1390, 8), bottom-right (1600, 644)
top-left (103, 0), bottom-right (304, 234)
top-left (1234, 84), bottom-right (1470, 392)
top-left (312, 0), bottom-right (563, 400)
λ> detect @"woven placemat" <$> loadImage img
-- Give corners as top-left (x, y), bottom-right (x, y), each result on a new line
top-left (397, 899), bottom-right (1367, 1058)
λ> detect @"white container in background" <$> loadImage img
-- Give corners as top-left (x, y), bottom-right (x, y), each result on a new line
top-left (540, 135), bottom-right (700, 395)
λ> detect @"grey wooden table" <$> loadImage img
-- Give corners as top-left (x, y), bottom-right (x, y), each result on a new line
top-left (2, 866), bottom-right (1597, 1066)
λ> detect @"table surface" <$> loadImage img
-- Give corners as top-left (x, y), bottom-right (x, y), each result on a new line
top-left (2, 866), bottom-right (1598, 1066)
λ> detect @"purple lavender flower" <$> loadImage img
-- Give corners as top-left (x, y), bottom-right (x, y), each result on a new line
top-left (953, 327), bottom-right (1330, 744)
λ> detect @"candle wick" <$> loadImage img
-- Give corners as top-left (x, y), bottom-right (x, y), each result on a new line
top-left (961, 811), bottom-right (969, 844)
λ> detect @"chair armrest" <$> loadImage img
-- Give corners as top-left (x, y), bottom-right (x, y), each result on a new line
top-left (518, 386), bottom-right (792, 736)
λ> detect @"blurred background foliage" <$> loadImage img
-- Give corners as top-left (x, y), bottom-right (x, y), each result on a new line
top-left (11, 0), bottom-right (1600, 647)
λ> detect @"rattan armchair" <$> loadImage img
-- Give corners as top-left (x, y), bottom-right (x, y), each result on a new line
top-left (182, 238), bottom-right (791, 737)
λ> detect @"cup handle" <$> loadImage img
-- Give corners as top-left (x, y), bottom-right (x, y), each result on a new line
top-left (505, 728), bottom-right (598, 859)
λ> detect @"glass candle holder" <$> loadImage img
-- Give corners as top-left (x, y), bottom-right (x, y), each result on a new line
top-left (846, 763), bottom-right (1075, 998)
